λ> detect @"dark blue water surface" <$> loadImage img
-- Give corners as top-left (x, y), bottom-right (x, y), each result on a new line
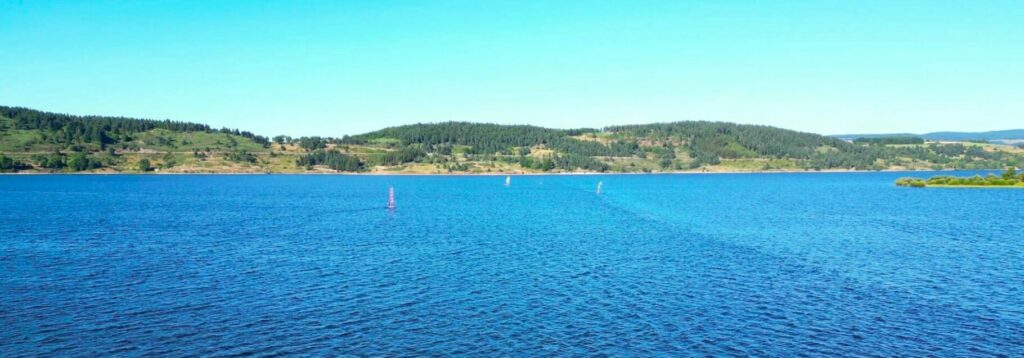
top-left (2, 172), bottom-right (1023, 356)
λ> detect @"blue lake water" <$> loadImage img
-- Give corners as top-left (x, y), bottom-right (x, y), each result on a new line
top-left (2, 172), bottom-right (1023, 356)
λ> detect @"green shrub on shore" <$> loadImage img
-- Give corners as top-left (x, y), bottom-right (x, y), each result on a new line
top-left (895, 177), bottom-right (927, 187)
top-left (0, 153), bottom-right (29, 172)
top-left (138, 159), bottom-right (152, 172)
top-left (1003, 167), bottom-right (1017, 180)
top-left (896, 168), bottom-right (1022, 188)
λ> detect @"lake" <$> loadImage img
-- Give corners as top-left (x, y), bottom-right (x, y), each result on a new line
top-left (2, 172), bottom-right (1023, 356)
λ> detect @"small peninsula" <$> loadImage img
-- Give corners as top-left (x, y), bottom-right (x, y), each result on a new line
top-left (896, 168), bottom-right (1024, 188)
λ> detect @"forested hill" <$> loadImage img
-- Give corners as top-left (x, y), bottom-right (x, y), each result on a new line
top-left (345, 122), bottom-right (604, 154)
top-left (348, 121), bottom-right (846, 161)
top-left (0, 106), bottom-right (269, 146)
top-left (2, 106), bottom-right (1022, 173)
top-left (345, 120), bottom-right (1012, 171)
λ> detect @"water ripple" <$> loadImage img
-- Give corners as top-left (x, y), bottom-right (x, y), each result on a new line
top-left (1, 173), bottom-right (1023, 356)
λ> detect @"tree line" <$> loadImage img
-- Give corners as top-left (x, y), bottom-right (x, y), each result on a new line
top-left (1, 106), bottom-right (270, 148)
top-left (853, 137), bottom-right (925, 145)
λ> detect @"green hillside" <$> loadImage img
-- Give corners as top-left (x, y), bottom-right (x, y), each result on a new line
top-left (0, 106), bottom-right (280, 173)
top-left (1, 106), bottom-right (1022, 174)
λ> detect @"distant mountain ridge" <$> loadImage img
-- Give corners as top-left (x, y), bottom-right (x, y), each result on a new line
top-left (834, 129), bottom-right (1024, 142)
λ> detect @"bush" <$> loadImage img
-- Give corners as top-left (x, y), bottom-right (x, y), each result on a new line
top-left (659, 158), bottom-right (672, 169)
top-left (895, 177), bottom-right (927, 187)
top-left (1002, 167), bottom-right (1018, 180)
top-left (0, 153), bottom-right (29, 172)
top-left (67, 152), bottom-right (102, 171)
top-left (32, 153), bottom-right (66, 169)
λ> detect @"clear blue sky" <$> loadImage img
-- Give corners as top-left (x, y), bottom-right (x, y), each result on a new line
top-left (1, 1), bottom-right (1021, 137)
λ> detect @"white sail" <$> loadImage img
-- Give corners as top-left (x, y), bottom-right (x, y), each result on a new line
top-left (387, 187), bottom-right (396, 209)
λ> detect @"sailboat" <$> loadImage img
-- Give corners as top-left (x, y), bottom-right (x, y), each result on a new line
top-left (387, 187), bottom-right (396, 209)
top-left (596, 181), bottom-right (603, 195)
top-left (505, 176), bottom-right (511, 186)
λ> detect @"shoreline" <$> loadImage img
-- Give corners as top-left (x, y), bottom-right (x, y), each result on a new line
top-left (0, 168), bottom-right (993, 176)
top-left (923, 184), bottom-right (1024, 189)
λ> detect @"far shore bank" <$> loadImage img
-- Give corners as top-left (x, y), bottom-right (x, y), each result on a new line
top-left (924, 184), bottom-right (1024, 189)
top-left (1, 168), bottom-right (993, 176)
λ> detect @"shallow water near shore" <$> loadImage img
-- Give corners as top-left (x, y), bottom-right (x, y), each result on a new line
top-left (2, 171), bottom-right (1023, 356)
